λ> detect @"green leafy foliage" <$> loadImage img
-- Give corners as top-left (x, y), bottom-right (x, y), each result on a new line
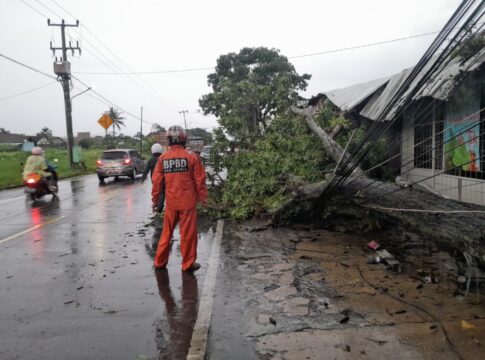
top-left (315, 106), bottom-right (392, 180)
top-left (200, 47), bottom-right (310, 145)
top-left (0, 148), bottom-right (100, 189)
top-left (348, 128), bottom-right (392, 180)
top-left (218, 116), bottom-right (329, 219)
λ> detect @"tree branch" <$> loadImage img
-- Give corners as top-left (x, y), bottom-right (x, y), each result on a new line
top-left (291, 106), bottom-right (362, 175)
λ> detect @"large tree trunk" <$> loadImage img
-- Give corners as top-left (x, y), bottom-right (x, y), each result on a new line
top-left (291, 106), bottom-right (362, 175)
top-left (271, 106), bottom-right (365, 222)
top-left (273, 107), bottom-right (485, 270)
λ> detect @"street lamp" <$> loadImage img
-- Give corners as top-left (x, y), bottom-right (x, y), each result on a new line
top-left (71, 87), bottom-right (92, 101)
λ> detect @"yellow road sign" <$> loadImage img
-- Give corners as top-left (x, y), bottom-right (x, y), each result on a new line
top-left (97, 114), bottom-right (113, 130)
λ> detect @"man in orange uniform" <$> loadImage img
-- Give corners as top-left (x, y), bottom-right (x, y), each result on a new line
top-left (151, 125), bottom-right (208, 271)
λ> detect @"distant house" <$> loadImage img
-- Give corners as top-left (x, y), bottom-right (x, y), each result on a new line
top-left (149, 131), bottom-right (206, 152)
top-left (0, 133), bottom-right (30, 146)
top-left (37, 136), bottom-right (67, 149)
top-left (76, 132), bottom-right (91, 143)
top-left (150, 131), bottom-right (169, 152)
top-left (305, 45), bottom-right (485, 206)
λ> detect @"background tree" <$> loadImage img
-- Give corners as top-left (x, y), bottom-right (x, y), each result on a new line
top-left (36, 127), bottom-right (53, 139)
top-left (105, 107), bottom-right (125, 137)
top-left (0, 128), bottom-right (10, 134)
top-left (199, 47), bottom-right (310, 146)
top-left (150, 123), bottom-right (166, 133)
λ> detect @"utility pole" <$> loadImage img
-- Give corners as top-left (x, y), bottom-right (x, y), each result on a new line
top-left (140, 106), bottom-right (143, 155)
top-left (179, 110), bottom-right (189, 131)
top-left (48, 19), bottom-right (81, 167)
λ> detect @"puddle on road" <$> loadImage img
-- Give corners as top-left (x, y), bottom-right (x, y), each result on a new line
top-left (154, 270), bottom-right (199, 359)
top-left (142, 217), bottom-right (216, 360)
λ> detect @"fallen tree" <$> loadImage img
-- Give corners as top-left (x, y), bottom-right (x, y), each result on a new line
top-left (269, 104), bottom-right (485, 270)
top-left (271, 105), bottom-right (363, 222)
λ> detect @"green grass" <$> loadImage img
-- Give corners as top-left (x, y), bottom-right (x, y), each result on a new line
top-left (0, 148), bottom-right (102, 189)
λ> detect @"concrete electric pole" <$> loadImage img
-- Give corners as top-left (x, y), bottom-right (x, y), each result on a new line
top-left (179, 110), bottom-right (189, 131)
top-left (48, 19), bottom-right (81, 167)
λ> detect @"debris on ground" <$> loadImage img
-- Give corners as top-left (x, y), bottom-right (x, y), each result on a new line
top-left (211, 221), bottom-right (485, 360)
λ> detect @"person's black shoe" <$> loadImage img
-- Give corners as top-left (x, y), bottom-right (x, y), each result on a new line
top-left (184, 262), bottom-right (201, 272)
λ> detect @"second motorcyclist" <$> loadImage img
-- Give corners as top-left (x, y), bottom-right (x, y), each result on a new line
top-left (23, 146), bottom-right (58, 193)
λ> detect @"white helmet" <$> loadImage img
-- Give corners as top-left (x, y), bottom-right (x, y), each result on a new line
top-left (151, 143), bottom-right (163, 154)
top-left (32, 146), bottom-right (44, 155)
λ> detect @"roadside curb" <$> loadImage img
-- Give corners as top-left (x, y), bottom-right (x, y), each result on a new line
top-left (187, 219), bottom-right (224, 360)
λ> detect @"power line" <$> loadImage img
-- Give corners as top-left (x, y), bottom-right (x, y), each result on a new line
top-left (47, 0), bottom-right (182, 113)
top-left (362, 154), bottom-right (483, 205)
top-left (76, 66), bottom-right (215, 75)
top-left (323, 2), bottom-right (484, 199)
top-left (0, 81), bottom-right (57, 101)
top-left (72, 31), bottom-right (448, 75)
top-left (289, 31), bottom-right (441, 59)
top-left (0, 52), bottom-right (57, 80)
top-left (0, 48), bottom-right (155, 127)
top-left (19, 0), bottom-right (180, 117)
top-left (33, 0), bottom-right (63, 20)
top-left (347, 106), bottom-right (485, 189)
top-left (71, 74), bottom-right (154, 126)
top-left (17, 0), bottom-right (49, 18)
top-left (343, 19), bottom-right (485, 193)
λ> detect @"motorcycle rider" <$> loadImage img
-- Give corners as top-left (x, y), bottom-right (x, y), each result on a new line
top-left (151, 125), bottom-right (207, 271)
top-left (142, 143), bottom-right (165, 213)
top-left (141, 143), bottom-right (164, 183)
top-left (23, 146), bottom-right (57, 193)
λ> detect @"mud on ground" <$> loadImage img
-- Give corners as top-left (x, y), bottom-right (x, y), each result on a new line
top-left (209, 220), bottom-right (485, 360)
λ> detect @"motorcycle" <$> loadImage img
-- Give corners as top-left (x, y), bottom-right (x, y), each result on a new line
top-left (24, 162), bottom-right (58, 201)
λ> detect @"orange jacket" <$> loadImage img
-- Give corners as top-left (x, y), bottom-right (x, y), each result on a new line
top-left (151, 145), bottom-right (208, 210)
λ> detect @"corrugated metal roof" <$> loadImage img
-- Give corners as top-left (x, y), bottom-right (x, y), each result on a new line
top-left (322, 76), bottom-right (390, 111)
top-left (321, 47), bottom-right (485, 121)
top-left (359, 68), bottom-right (413, 121)
top-left (413, 47), bottom-right (485, 100)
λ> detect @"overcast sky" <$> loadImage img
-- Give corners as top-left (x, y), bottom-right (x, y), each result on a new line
top-left (1, 0), bottom-right (461, 137)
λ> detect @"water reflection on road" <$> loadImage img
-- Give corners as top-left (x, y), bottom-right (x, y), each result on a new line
top-left (155, 270), bottom-right (199, 359)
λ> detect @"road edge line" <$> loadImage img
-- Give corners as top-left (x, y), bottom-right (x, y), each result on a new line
top-left (0, 216), bottom-right (66, 245)
top-left (187, 219), bottom-right (224, 360)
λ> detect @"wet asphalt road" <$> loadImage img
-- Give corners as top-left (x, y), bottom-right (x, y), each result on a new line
top-left (0, 175), bottom-right (214, 360)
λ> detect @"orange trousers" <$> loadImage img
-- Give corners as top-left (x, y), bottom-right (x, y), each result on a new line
top-left (154, 208), bottom-right (198, 271)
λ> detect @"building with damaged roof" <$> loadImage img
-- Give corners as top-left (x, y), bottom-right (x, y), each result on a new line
top-left (308, 45), bottom-right (485, 206)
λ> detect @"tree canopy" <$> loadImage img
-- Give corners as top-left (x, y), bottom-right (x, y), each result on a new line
top-left (150, 123), bottom-right (166, 133)
top-left (36, 127), bottom-right (53, 139)
top-left (199, 47), bottom-right (310, 145)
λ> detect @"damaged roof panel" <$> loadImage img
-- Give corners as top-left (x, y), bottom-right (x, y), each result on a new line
top-left (413, 47), bottom-right (485, 101)
top-left (359, 67), bottom-right (414, 121)
top-left (322, 76), bottom-right (390, 111)
top-left (318, 47), bottom-right (485, 122)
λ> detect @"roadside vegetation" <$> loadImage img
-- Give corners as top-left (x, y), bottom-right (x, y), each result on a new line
top-left (0, 148), bottom-right (100, 189)
top-left (200, 47), bottom-right (389, 220)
